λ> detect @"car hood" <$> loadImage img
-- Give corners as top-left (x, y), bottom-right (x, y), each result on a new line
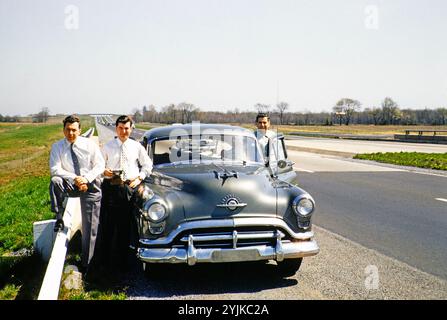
top-left (153, 164), bottom-right (278, 220)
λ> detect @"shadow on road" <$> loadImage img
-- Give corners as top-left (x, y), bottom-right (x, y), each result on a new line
top-left (123, 259), bottom-right (299, 299)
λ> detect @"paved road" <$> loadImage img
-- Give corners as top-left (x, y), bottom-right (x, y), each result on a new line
top-left (94, 117), bottom-right (146, 146)
top-left (286, 136), bottom-right (447, 154)
top-left (123, 225), bottom-right (447, 300)
top-left (289, 150), bottom-right (447, 280)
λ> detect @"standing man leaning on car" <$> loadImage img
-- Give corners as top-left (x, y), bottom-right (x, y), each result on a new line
top-left (99, 115), bottom-right (152, 275)
top-left (254, 113), bottom-right (276, 158)
top-left (49, 115), bottom-right (105, 275)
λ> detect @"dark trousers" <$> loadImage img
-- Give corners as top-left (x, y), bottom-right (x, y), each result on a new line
top-left (97, 179), bottom-right (138, 272)
top-left (49, 176), bottom-right (101, 269)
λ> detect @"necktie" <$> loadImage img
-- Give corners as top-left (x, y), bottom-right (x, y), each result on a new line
top-left (120, 143), bottom-right (129, 181)
top-left (71, 143), bottom-right (81, 176)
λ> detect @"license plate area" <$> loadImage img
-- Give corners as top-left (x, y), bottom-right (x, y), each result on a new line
top-left (211, 249), bottom-right (259, 262)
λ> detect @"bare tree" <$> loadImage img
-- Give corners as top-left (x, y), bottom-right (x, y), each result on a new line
top-left (177, 102), bottom-right (197, 123)
top-left (436, 108), bottom-right (447, 125)
top-left (381, 97), bottom-right (400, 125)
top-left (132, 108), bottom-right (143, 123)
top-left (33, 107), bottom-right (50, 123)
top-left (333, 98), bottom-right (361, 125)
top-left (160, 104), bottom-right (177, 123)
top-left (276, 102), bottom-right (289, 125)
top-left (254, 103), bottom-right (271, 114)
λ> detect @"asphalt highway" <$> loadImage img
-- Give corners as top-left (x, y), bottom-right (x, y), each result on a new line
top-left (288, 150), bottom-right (447, 280)
top-left (286, 136), bottom-right (447, 154)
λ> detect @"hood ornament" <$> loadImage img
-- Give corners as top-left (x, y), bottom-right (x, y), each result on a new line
top-left (216, 194), bottom-right (247, 211)
top-left (211, 163), bottom-right (238, 185)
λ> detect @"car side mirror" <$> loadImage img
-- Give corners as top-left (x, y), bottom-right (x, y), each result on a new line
top-left (278, 159), bottom-right (287, 169)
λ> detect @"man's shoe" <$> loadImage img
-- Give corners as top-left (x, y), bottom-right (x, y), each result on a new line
top-left (54, 219), bottom-right (65, 232)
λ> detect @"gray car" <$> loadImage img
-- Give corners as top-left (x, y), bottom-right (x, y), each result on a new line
top-left (134, 123), bottom-right (319, 276)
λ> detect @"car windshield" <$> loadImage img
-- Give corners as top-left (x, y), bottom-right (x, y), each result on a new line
top-left (151, 134), bottom-right (264, 167)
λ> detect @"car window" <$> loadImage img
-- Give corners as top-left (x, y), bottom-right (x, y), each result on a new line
top-left (269, 137), bottom-right (286, 165)
top-left (151, 135), bottom-right (264, 166)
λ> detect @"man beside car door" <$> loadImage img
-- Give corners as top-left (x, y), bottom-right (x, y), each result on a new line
top-left (254, 113), bottom-right (276, 159)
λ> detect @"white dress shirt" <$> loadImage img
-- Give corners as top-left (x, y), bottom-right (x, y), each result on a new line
top-left (254, 129), bottom-right (276, 157)
top-left (50, 136), bottom-right (105, 183)
top-left (102, 137), bottom-right (152, 180)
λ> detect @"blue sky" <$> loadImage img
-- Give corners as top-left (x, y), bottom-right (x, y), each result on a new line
top-left (0, 0), bottom-right (446, 116)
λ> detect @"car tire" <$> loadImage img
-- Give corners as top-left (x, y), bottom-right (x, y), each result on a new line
top-left (276, 258), bottom-right (302, 277)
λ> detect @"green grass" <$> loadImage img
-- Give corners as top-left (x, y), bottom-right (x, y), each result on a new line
top-left (354, 152), bottom-right (447, 171)
top-left (0, 123), bottom-right (60, 149)
top-left (0, 118), bottom-right (116, 300)
top-left (0, 124), bottom-right (62, 165)
top-left (0, 253), bottom-right (47, 300)
top-left (63, 289), bottom-right (127, 300)
top-left (0, 175), bottom-right (54, 255)
top-left (135, 124), bottom-right (155, 130)
top-left (0, 283), bottom-right (20, 299)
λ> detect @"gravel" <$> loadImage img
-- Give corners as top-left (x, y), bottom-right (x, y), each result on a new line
top-left (121, 225), bottom-right (447, 300)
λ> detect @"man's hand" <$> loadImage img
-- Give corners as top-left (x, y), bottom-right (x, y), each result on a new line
top-left (54, 218), bottom-right (65, 232)
top-left (74, 176), bottom-right (88, 187)
top-left (104, 168), bottom-right (114, 177)
top-left (129, 177), bottom-right (142, 188)
top-left (78, 184), bottom-right (88, 192)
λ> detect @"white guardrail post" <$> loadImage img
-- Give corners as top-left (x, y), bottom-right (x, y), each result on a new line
top-left (35, 127), bottom-right (95, 300)
top-left (37, 198), bottom-right (81, 300)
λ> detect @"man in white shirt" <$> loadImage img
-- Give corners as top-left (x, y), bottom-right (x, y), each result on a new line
top-left (99, 115), bottom-right (152, 275)
top-left (49, 115), bottom-right (105, 274)
top-left (254, 113), bottom-right (276, 159)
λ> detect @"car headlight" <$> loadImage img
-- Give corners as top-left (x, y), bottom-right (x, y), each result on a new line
top-left (293, 195), bottom-right (315, 217)
top-left (143, 202), bottom-right (167, 222)
top-left (139, 184), bottom-right (154, 201)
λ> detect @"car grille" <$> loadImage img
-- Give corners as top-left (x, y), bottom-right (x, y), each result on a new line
top-left (173, 227), bottom-right (288, 249)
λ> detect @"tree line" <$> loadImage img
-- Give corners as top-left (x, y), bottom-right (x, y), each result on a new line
top-left (0, 107), bottom-right (50, 123)
top-left (131, 97), bottom-right (447, 126)
top-left (2, 98), bottom-right (446, 125)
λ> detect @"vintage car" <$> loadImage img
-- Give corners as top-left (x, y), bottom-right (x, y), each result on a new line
top-left (134, 123), bottom-right (319, 276)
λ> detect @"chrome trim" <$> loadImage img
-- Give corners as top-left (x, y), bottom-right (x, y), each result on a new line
top-left (216, 203), bottom-right (247, 208)
top-left (138, 239), bottom-right (319, 265)
top-left (139, 218), bottom-right (314, 246)
top-left (187, 235), bottom-right (196, 266)
top-left (143, 200), bottom-right (169, 223)
top-left (292, 194), bottom-right (315, 217)
top-left (232, 230), bottom-right (237, 249)
top-left (275, 231), bottom-right (284, 262)
top-left (179, 230), bottom-right (285, 242)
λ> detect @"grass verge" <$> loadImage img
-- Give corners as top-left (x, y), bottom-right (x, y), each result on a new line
top-left (0, 175), bottom-right (54, 255)
top-left (0, 118), bottom-right (121, 300)
top-left (354, 152), bottom-right (447, 170)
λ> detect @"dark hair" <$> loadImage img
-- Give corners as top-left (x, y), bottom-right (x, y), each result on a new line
top-left (256, 113), bottom-right (270, 122)
top-left (115, 115), bottom-right (133, 127)
top-left (63, 115), bottom-right (81, 128)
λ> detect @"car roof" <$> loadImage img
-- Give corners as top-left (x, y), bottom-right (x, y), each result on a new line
top-left (143, 123), bottom-right (256, 140)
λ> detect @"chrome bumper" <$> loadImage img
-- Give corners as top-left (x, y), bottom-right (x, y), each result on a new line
top-left (138, 237), bottom-right (319, 266)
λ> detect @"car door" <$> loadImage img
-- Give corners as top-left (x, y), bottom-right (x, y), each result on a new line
top-left (269, 134), bottom-right (296, 183)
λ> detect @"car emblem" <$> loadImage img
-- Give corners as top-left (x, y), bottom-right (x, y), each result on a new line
top-left (216, 194), bottom-right (247, 211)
